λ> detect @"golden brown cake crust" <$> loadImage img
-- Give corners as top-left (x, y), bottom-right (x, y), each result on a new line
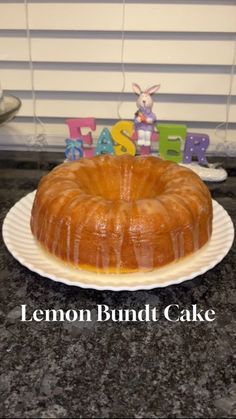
top-left (30, 154), bottom-right (213, 273)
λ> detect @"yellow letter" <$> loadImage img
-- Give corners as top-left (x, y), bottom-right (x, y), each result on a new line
top-left (110, 121), bottom-right (136, 156)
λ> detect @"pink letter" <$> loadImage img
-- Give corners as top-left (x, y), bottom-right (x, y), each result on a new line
top-left (66, 118), bottom-right (96, 145)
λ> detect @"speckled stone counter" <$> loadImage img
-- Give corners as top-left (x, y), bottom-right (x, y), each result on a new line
top-left (0, 152), bottom-right (235, 418)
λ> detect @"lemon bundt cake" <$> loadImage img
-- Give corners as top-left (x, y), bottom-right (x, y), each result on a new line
top-left (30, 154), bottom-right (212, 273)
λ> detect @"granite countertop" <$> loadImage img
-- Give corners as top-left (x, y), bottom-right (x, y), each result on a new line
top-left (0, 152), bottom-right (235, 419)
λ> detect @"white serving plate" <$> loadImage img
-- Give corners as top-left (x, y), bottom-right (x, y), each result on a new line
top-left (2, 191), bottom-right (234, 291)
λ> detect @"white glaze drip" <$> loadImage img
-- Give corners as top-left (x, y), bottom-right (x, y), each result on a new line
top-left (179, 231), bottom-right (185, 258)
top-left (73, 197), bottom-right (100, 265)
top-left (170, 230), bottom-right (180, 260)
top-left (193, 220), bottom-right (200, 251)
top-left (66, 217), bottom-right (71, 261)
top-left (52, 218), bottom-right (64, 256)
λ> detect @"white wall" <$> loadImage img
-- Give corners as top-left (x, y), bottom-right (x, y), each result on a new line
top-left (0, 1), bottom-right (236, 153)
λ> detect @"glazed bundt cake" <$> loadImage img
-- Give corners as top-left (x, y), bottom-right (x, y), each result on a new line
top-left (30, 154), bottom-right (213, 273)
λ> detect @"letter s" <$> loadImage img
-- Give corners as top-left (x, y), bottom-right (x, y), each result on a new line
top-left (110, 121), bottom-right (136, 156)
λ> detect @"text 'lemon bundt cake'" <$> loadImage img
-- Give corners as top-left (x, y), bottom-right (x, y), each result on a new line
top-left (30, 154), bottom-right (213, 273)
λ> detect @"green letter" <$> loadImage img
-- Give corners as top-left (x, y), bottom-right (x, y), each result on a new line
top-left (158, 124), bottom-right (187, 163)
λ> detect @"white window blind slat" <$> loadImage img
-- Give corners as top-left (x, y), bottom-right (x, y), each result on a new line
top-left (0, 35), bottom-right (235, 66)
top-left (15, 96), bottom-right (236, 124)
top-left (1, 3), bottom-right (236, 33)
top-left (1, 67), bottom-right (235, 95)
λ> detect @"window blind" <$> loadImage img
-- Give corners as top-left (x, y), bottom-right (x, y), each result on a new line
top-left (0, 1), bottom-right (235, 153)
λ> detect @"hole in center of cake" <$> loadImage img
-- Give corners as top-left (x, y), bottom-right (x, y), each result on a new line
top-left (88, 171), bottom-right (162, 202)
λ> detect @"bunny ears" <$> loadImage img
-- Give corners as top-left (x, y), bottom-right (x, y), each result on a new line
top-left (132, 83), bottom-right (161, 96)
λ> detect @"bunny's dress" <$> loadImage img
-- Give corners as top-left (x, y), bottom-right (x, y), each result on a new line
top-left (134, 106), bottom-right (156, 146)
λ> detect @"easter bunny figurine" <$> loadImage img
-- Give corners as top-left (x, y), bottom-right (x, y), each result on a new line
top-left (132, 83), bottom-right (160, 146)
